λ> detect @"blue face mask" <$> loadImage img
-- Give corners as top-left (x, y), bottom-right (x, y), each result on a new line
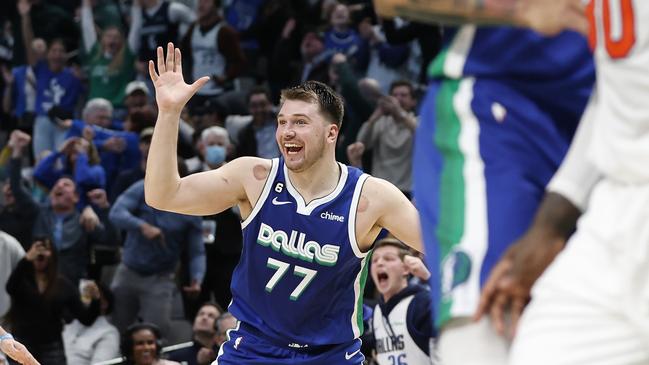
top-left (205, 145), bottom-right (227, 166)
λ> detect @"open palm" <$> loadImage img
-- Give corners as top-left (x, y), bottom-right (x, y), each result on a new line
top-left (149, 43), bottom-right (209, 113)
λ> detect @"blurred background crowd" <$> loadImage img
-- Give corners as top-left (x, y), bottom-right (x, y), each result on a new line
top-left (0, 0), bottom-right (439, 363)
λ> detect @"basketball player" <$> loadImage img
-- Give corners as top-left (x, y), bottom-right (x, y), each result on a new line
top-left (0, 326), bottom-right (39, 365)
top-left (473, 1), bottom-right (649, 363)
top-left (144, 43), bottom-right (422, 364)
top-left (374, 0), bottom-right (596, 364)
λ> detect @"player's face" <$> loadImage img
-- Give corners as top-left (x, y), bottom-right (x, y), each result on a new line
top-left (277, 99), bottom-right (337, 172)
top-left (193, 305), bottom-right (220, 334)
top-left (371, 246), bottom-right (409, 298)
top-left (131, 329), bottom-right (158, 365)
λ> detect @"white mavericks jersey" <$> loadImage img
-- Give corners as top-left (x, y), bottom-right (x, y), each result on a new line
top-left (191, 22), bottom-right (226, 96)
top-left (587, 0), bottom-right (649, 182)
top-left (373, 295), bottom-right (433, 365)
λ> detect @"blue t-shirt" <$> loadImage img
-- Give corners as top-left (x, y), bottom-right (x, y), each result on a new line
top-left (34, 60), bottom-right (83, 116)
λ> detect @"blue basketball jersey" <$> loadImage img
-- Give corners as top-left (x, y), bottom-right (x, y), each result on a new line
top-left (430, 26), bottom-right (595, 127)
top-left (229, 158), bottom-right (371, 348)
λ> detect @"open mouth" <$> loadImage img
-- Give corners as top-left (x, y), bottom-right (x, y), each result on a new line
top-left (284, 143), bottom-right (303, 155)
top-left (377, 272), bottom-right (388, 284)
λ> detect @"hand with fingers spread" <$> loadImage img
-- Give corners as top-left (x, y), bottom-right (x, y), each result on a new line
top-left (474, 233), bottom-right (566, 338)
top-left (149, 43), bottom-right (210, 114)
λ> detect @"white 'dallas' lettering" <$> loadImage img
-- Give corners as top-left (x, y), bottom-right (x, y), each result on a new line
top-left (257, 223), bottom-right (339, 266)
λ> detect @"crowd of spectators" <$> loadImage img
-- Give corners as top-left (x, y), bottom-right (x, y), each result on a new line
top-left (0, 0), bottom-right (440, 363)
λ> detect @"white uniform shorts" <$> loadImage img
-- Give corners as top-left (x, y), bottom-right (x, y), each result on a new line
top-left (510, 178), bottom-right (649, 365)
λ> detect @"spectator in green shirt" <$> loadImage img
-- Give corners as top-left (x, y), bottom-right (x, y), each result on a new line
top-left (80, 0), bottom-right (136, 110)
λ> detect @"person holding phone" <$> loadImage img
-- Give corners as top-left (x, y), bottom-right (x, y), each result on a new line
top-left (5, 238), bottom-right (101, 365)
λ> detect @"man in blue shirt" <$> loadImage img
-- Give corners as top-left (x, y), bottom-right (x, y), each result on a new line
top-left (108, 177), bottom-right (205, 339)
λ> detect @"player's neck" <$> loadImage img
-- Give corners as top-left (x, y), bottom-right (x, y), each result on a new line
top-left (286, 157), bottom-right (340, 204)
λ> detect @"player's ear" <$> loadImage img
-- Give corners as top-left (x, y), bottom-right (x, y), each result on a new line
top-left (327, 122), bottom-right (339, 143)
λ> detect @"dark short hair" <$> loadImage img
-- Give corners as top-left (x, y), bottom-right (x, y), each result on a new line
top-left (279, 81), bottom-right (344, 128)
top-left (247, 86), bottom-right (271, 104)
top-left (373, 238), bottom-right (410, 261)
top-left (121, 322), bottom-right (163, 364)
top-left (47, 38), bottom-right (67, 51)
top-left (389, 80), bottom-right (414, 96)
top-left (128, 105), bottom-right (157, 134)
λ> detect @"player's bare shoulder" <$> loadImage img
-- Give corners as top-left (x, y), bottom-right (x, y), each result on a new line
top-left (354, 176), bottom-right (405, 247)
top-left (359, 176), bottom-right (404, 213)
top-left (226, 156), bottom-right (274, 218)
top-left (355, 176), bottom-right (422, 252)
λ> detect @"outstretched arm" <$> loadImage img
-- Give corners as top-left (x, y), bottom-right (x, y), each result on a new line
top-left (373, 0), bottom-right (588, 36)
top-left (17, 0), bottom-right (37, 66)
top-left (144, 43), bottom-right (255, 216)
top-left (362, 177), bottom-right (423, 253)
top-left (80, 0), bottom-right (98, 54)
top-left (0, 326), bottom-right (40, 365)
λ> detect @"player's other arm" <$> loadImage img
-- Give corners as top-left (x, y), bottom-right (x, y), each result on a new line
top-left (373, 0), bottom-right (589, 36)
top-left (365, 177), bottom-right (423, 253)
top-left (144, 43), bottom-right (256, 216)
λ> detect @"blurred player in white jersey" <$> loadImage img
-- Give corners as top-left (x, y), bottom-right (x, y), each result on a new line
top-left (376, 0), bottom-right (649, 363)
top-left (473, 0), bottom-right (649, 364)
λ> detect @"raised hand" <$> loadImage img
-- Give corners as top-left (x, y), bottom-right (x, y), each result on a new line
top-left (79, 205), bottom-right (100, 232)
top-left (17, 0), bottom-right (31, 16)
top-left (9, 130), bottom-right (31, 151)
top-left (148, 43), bottom-right (209, 114)
top-left (404, 255), bottom-right (431, 281)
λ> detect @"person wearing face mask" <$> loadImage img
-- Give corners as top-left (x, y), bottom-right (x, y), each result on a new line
top-left (190, 127), bottom-right (243, 312)
top-left (80, 0), bottom-right (137, 110)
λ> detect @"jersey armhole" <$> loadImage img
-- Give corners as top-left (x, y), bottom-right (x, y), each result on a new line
top-left (241, 158), bottom-right (279, 229)
top-left (348, 173), bottom-right (370, 258)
